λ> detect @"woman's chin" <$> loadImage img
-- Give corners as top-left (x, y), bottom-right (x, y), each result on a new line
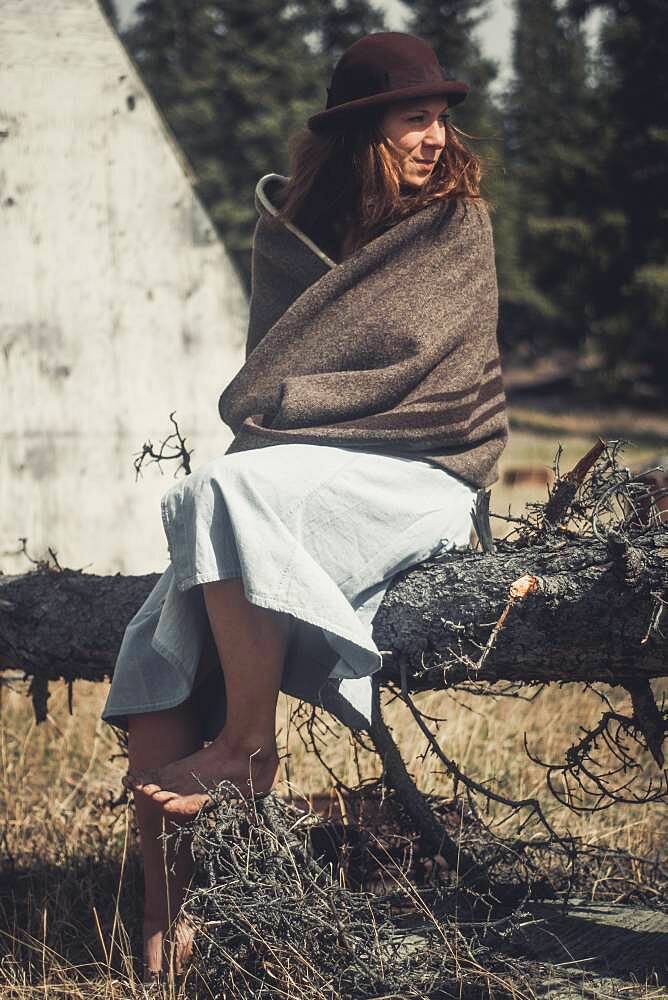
top-left (400, 172), bottom-right (431, 190)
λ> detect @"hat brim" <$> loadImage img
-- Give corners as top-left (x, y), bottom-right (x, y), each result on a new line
top-left (307, 79), bottom-right (468, 132)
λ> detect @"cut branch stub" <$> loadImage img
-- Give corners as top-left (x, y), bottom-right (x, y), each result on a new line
top-left (473, 572), bottom-right (542, 671)
top-left (542, 438), bottom-right (606, 526)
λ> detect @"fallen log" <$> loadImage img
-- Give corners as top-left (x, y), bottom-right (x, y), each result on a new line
top-left (1, 438), bottom-right (666, 699)
top-left (0, 529), bottom-right (665, 692)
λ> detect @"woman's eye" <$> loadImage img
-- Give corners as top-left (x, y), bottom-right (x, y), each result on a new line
top-left (406, 114), bottom-right (449, 124)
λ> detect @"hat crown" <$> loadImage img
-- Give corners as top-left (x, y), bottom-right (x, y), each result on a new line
top-left (327, 32), bottom-right (447, 111)
top-left (308, 31), bottom-right (468, 132)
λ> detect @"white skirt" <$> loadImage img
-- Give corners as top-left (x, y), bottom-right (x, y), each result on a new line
top-left (102, 444), bottom-right (477, 734)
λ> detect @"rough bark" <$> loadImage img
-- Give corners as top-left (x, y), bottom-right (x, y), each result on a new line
top-left (375, 533), bottom-right (667, 690)
top-left (0, 528), bottom-right (665, 691)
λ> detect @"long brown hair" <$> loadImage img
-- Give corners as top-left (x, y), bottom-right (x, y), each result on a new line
top-left (277, 108), bottom-right (482, 262)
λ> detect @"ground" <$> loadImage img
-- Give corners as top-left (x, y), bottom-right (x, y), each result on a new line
top-left (0, 401), bottom-right (665, 997)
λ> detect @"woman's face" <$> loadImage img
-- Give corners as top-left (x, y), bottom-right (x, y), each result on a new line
top-left (379, 96), bottom-right (449, 188)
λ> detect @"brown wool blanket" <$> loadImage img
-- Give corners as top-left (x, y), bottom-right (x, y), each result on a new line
top-left (219, 173), bottom-right (509, 489)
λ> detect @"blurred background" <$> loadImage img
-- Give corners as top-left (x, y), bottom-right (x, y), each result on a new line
top-left (1, 0), bottom-right (666, 576)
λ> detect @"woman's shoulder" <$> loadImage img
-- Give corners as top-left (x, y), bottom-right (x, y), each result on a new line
top-left (254, 173), bottom-right (290, 220)
top-left (432, 196), bottom-right (493, 249)
top-left (440, 195), bottom-right (491, 227)
top-left (253, 174), bottom-right (296, 256)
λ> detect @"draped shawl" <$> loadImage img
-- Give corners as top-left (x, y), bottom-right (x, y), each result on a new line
top-left (219, 174), bottom-right (508, 489)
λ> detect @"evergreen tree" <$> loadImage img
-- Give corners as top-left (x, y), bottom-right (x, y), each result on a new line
top-left (124, 1), bottom-right (319, 283)
top-left (207, 0), bottom-right (325, 276)
top-left (505, 0), bottom-right (600, 358)
top-left (309, 0), bottom-right (385, 68)
top-left (124, 1), bottom-right (221, 190)
top-left (576, 0), bottom-right (668, 391)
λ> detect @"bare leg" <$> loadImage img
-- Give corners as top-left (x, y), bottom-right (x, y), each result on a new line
top-left (126, 578), bottom-right (290, 818)
top-left (128, 702), bottom-right (202, 979)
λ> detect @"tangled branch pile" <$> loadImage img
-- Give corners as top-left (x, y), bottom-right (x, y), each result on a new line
top-left (178, 783), bottom-right (667, 999)
top-left (180, 789), bottom-right (538, 1000)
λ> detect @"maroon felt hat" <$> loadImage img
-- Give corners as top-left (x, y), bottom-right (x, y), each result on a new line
top-left (308, 32), bottom-right (468, 132)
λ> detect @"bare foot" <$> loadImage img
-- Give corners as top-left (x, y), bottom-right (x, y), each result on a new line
top-left (125, 736), bottom-right (279, 818)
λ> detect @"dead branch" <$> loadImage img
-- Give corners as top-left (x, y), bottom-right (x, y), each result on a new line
top-left (133, 411), bottom-right (193, 478)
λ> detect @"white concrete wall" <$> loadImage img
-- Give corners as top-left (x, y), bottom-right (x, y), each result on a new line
top-left (0, 0), bottom-right (248, 575)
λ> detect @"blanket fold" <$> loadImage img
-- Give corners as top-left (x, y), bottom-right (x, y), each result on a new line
top-left (219, 173), bottom-right (508, 489)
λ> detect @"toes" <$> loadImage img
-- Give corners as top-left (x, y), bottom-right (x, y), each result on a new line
top-left (163, 793), bottom-right (211, 818)
top-left (133, 782), bottom-right (165, 798)
top-left (148, 788), bottom-right (180, 805)
top-left (132, 772), bottom-right (164, 792)
top-left (125, 768), bottom-right (159, 791)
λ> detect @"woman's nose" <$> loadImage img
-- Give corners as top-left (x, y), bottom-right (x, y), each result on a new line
top-left (423, 120), bottom-right (446, 149)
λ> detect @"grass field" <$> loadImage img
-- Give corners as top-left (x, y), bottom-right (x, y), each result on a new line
top-left (0, 416), bottom-right (665, 997)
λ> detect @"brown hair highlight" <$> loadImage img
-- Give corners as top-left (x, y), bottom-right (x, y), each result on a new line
top-left (277, 110), bottom-right (482, 262)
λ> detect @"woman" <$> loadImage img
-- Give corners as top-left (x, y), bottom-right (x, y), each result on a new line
top-left (104, 31), bottom-right (508, 982)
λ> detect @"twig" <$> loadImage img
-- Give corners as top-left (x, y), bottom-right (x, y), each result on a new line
top-left (133, 411), bottom-right (193, 479)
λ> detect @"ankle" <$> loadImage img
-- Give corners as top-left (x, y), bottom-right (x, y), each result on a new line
top-left (143, 911), bottom-right (168, 935)
top-left (214, 731), bottom-right (278, 762)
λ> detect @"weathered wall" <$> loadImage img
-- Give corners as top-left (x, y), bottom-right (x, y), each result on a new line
top-left (0, 0), bottom-right (248, 574)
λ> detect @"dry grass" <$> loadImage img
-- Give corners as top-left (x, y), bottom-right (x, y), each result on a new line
top-left (0, 674), bottom-right (665, 997)
top-left (282, 685), bottom-right (667, 860)
top-left (0, 425), bottom-right (665, 996)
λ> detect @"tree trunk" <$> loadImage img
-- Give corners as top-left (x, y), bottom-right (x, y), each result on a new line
top-left (1, 529), bottom-right (665, 691)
